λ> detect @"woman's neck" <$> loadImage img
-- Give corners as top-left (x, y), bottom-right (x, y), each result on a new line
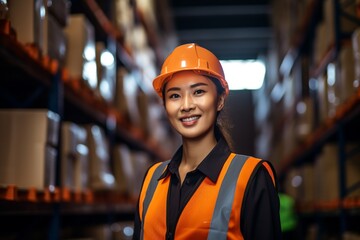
top-left (180, 133), bottom-right (217, 174)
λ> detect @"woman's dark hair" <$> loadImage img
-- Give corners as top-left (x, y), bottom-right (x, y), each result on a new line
top-left (208, 76), bottom-right (235, 151)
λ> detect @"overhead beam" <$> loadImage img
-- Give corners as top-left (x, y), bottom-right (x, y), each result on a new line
top-left (177, 27), bottom-right (273, 41)
top-left (173, 5), bottom-right (271, 17)
top-left (185, 39), bottom-right (270, 49)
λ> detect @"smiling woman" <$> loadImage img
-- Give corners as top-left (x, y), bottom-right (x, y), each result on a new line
top-left (132, 43), bottom-right (281, 240)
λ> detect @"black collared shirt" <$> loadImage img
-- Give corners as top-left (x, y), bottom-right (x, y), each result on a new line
top-left (133, 138), bottom-right (281, 240)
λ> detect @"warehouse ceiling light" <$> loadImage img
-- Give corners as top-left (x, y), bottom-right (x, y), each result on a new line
top-left (220, 60), bottom-right (266, 90)
top-left (100, 50), bottom-right (115, 67)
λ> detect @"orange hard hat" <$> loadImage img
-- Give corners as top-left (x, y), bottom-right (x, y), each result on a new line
top-left (153, 43), bottom-right (229, 98)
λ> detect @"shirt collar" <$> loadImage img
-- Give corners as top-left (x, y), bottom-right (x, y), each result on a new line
top-left (159, 137), bottom-right (231, 183)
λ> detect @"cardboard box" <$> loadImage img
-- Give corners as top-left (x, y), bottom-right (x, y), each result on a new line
top-left (298, 164), bottom-right (315, 204)
top-left (295, 97), bottom-right (315, 141)
top-left (352, 29), bottom-right (360, 90)
top-left (86, 125), bottom-right (115, 190)
top-left (326, 63), bottom-right (341, 118)
top-left (121, 70), bottom-right (142, 125)
top-left (64, 14), bottom-right (97, 89)
top-left (283, 168), bottom-right (301, 200)
top-left (314, 144), bottom-right (340, 201)
top-left (113, 144), bottom-right (136, 195)
top-left (314, 143), bottom-right (360, 201)
top-left (114, 68), bottom-right (132, 123)
top-left (95, 42), bottom-right (116, 103)
top-left (131, 151), bottom-right (151, 197)
top-left (338, 45), bottom-right (357, 104)
top-left (8, 0), bottom-right (46, 51)
top-left (61, 122), bottom-right (89, 191)
top-left (316, 73), bottom-right (329, 123)
top-left (0, 143), bottom-right (56, 191)
top-left (137, 89), bottom-right (150, 137)
top-left (45, 14), bottom-right (67, 66)
top-left (0, 109), bottom-right (60, 190)
top-left (46, 0), bottom-right (69, 27)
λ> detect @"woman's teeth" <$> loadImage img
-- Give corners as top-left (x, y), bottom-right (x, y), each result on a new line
top-left (181, 116), bottom-right (199, 122)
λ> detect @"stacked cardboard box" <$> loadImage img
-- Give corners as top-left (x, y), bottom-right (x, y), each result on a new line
top-left (86, 124), bottom-right (115, 190)
top-left (61, 122), bottom-right (89, 191)
top-left (113, 144), bottom-right (151, 198)
top-left (0, 109), bottom-right (60, 190)
top-left (64, 14), bottom-right (98, 89)
top-left (8, 0), bottom-right (69, 65)
top-left (314, 143), bottom-right (360, 201)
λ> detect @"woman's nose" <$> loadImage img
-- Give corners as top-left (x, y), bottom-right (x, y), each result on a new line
top-left (180, 94), bottom-right (195, 112)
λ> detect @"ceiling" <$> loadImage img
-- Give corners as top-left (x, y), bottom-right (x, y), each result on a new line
top-left (168, 0), bottom-right (273, 60)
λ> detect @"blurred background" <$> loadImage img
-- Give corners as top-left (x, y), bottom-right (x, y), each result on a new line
top-left (0, 0), bottom-right (360, 239)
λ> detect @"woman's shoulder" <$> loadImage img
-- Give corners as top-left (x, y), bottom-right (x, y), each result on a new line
top-left (231, 153), bottom-right (275, 169)
top-left (231, 153), bottom-right (277, 185)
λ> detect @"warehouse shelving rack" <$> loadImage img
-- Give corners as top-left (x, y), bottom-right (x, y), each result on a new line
top-left (0, 0), bottom-right (169, 239)
top-left (276, 0), bottom-right (360, 239)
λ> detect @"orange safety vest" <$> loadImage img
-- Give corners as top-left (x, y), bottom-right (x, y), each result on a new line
top-left (138, 153), bottom-right (276, 240)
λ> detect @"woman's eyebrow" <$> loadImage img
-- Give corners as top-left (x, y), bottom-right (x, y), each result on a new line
top-left (190, 82), bottom-right (208, 88)
top-left (166, 87), bottom-right (181, 93)
top-left (166, 82), bottom-right (208, 93)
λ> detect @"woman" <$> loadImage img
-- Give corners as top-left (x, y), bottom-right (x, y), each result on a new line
top-left (133, 43), bottom-right (281, 240)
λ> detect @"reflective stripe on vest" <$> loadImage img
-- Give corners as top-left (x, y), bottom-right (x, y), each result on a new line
top-left (139, 154), bottom-right (273, 240)
top-left (207, 154), bottom-right (248, 239)
top-left (140, 160), bottom-right (170, 239)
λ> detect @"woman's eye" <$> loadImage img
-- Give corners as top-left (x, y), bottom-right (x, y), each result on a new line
top-left (169, 93), bottom-right (180, 99)
top-left (194, 89), bottom-right (205, 95)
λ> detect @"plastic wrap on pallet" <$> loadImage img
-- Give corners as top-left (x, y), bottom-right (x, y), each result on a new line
top-left (64, 14), bottom-right (98, 90)
top-left (351, 28), bottom-right (360, 89)
top-left (46, 0), bottom-right (69, 27)
top-left (113, 144), bottom-right (136, 196)
top-left (61, 122), bottom-right (89, 191)
top-left (96, 42), bottom-right (116, 103)
top-left (114, 68), bottom-right (130, 118)
top-left (326, 63), bottom-right (341, 118)
top-left (86, 124), bottom-right (115, 190)
top-left (295, 97), bottom-right (315, 141)
top-left (338, 45), bottom-right (357, 104)
top-left (131, 151), bottom-right (151, 197)
top-left (45, 14), bottom-right (67, 67)
top-left (316, 74), bottom-right (326, 123)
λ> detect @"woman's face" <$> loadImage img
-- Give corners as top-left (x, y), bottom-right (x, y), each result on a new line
top-left (163, 71), bottom-right (224, 140)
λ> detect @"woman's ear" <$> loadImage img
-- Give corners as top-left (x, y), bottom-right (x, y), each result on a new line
top-left (217, 93), bottom-right (226, 111)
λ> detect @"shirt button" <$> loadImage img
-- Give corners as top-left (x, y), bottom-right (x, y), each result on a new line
top-left (185, 179), bottom-right (191, 185)
top-left (166, 232), bottom-right (173, 240)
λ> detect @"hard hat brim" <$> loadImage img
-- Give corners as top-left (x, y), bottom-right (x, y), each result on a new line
top-left (153, 69), bottom-right (229, 98)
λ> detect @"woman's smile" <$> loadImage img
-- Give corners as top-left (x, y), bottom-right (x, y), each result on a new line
top-left (180, 115), bottom-right (201, 126)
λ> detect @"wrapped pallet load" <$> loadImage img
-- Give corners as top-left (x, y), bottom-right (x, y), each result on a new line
top-left (61, 122), bottom-right (89, 191)
top-left (64, 14), bottom-right (97, 89)
top-left (113, 144), bottom-right (136, 197)
top-left (7, 0), bottom-right (46, 51)
top-left (95, 41), bottom-right (116, 103)
top-left (86, 124), bottom-right (115, 190)
top-left (351, 28), bottom-right (360, 90)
